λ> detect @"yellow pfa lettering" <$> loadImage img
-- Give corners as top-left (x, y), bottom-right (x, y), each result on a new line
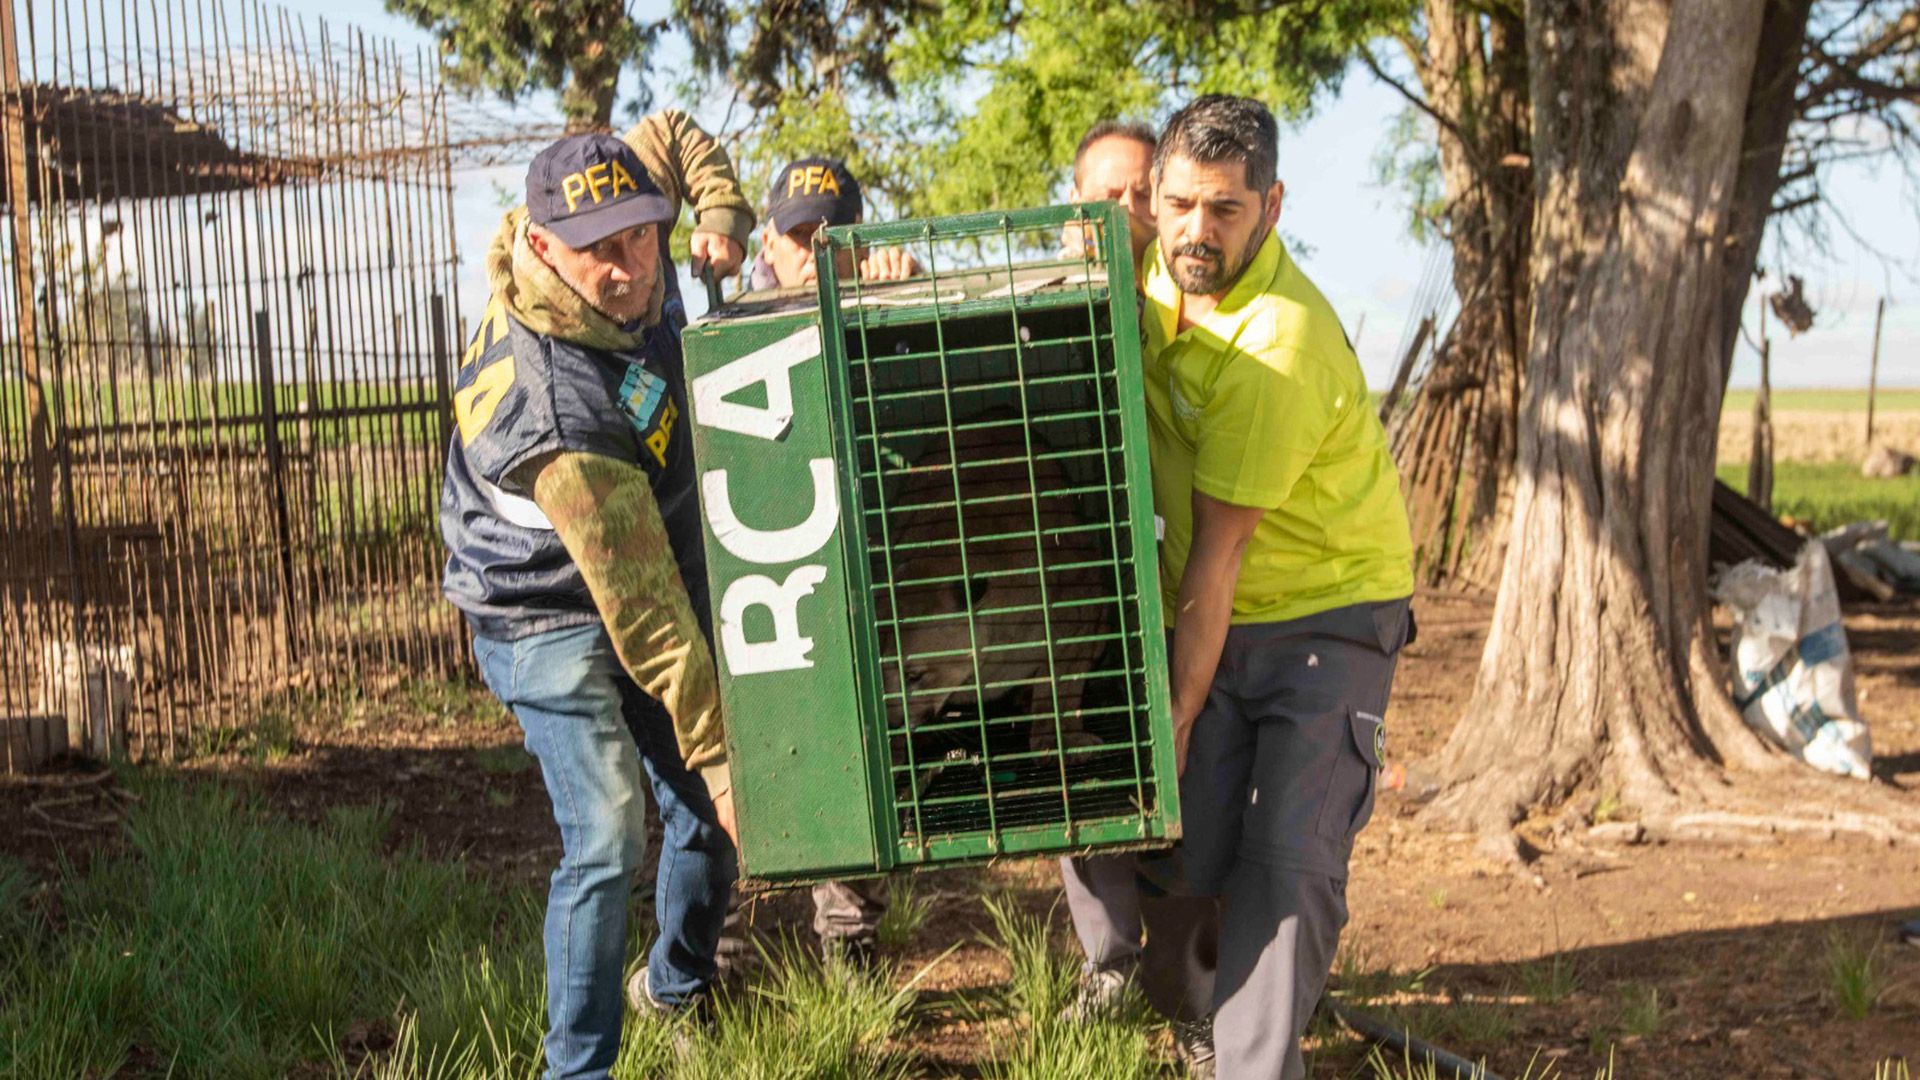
top-left (610, 161), bottom-right (637, 196)
top-left (585, 162), bottom-right (611, 203)
top-left (454, 356), bottom-right (516, 445)
top-left (645, 398), bottom-right (679, 465)
top-left (562, 173), bottom-right (589, 212)
top-left (786, 165), bottom-right (842, 198)
top-left (460, 297), bottom-right (508, 369)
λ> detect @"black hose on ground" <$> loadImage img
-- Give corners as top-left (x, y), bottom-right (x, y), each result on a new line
top-left (1324, 1001), bottom-right (1508, 1080)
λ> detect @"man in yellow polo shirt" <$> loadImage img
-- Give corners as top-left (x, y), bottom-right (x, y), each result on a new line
top-left (1062, 95), bottom-right (1413, 1080)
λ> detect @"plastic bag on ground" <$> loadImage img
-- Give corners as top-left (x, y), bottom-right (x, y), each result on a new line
top-left (1710, 543), bottom-right (1873, 780)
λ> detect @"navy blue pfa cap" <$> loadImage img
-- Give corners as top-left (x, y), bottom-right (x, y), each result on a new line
top-left (526, 134), bottom-right (674, 248)
top-left (766, 157), bottom-right (863, 237)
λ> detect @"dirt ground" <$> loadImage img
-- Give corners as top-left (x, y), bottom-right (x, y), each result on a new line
top-left (4, 589), bottom-right (1917, 1077)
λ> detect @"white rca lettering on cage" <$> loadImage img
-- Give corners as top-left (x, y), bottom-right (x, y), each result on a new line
top-left (691, 325), bottom-right (839, 675)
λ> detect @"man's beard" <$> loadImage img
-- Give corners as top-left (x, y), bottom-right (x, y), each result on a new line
top-left (555, 261), bottom-right (649, 323)
top-left (1168, 235), bottom-right (1262, 297)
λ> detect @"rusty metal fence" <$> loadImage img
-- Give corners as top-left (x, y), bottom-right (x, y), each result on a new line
top-left (0, 0), bottom-right (511, 770)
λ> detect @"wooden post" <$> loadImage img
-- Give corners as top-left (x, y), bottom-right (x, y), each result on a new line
top-left (1866, 296), bottom-right (1885, 447)
top-left (1378, 314), bottom-right (1435, 424)
top-left (1748, 335), bottom-right (1773, 514)
top-left (0, 1), bottom-right (51, 527)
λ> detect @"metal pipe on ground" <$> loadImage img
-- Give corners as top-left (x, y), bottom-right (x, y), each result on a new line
top-left (1324, 1001), bottom-right (1507, 1080)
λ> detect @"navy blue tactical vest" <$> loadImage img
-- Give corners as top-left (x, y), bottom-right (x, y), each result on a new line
top-left (438, 283), bottom-right (709, 643)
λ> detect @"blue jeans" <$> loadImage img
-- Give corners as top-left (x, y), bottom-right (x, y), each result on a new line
top-left (473, 623), bottom-right (737, 1080)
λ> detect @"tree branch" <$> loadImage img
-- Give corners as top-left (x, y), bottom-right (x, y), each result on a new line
top-left (1358, 47), bottom-right (1468, 145)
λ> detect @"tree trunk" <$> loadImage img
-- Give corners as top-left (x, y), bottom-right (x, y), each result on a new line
top-left (1390, 0), bottom-right (1533, 590)
top-left (1421, 0), bottom-right (1780, 837)
top-left (561, 36), bottom-right (621, 131)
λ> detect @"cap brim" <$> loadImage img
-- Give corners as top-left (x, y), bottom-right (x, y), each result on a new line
top-left (545, 192), bottom-right (674, 248)
top-left (769, 195), bottom-right (853, 238)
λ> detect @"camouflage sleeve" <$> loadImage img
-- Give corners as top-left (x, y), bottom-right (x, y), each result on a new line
top-left (620, 109), bottom-right (755, 249)
top-left (530, 451), bottom-right (729, 792)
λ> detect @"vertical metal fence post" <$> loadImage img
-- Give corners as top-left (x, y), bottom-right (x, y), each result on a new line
top-left (255, 309), bottom-right (298, 664)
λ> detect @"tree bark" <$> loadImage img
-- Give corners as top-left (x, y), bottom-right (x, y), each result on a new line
top-left (1422, 0), bottom-right (1781, 837)
top-left (1389, 0), bottom-right (1533, 590)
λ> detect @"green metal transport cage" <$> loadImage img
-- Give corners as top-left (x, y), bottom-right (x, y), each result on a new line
top-left (682, 203), bottom-right (1179, 884)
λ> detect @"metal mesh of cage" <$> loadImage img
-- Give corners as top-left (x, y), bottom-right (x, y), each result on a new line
top-left (682, 202), bottom-right (1176, 883)
top-left (820, 206), bottom-right (1174, 865)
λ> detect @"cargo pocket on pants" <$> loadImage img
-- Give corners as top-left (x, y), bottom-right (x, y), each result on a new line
top-left (1317, 709), bottom-right (1383, 845)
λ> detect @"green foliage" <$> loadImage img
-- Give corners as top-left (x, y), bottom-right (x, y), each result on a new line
top-left (680, 0), bottom-right (1413, 222)
top-left (1612, 983), bottom-right (1664, 1038)
top-left (1824, 928), bottom-right (1886, 1020)
top-left (1372, 105), bottom-right (1447, 241)
top-left (730, 84), bottom-right (941, 220)
top-left (874, 875), bottom-right (932, 950)
top-left (386, 0), bottom-right (660, 127)
top-left (1516, 951), bottom-right (1585, 1005)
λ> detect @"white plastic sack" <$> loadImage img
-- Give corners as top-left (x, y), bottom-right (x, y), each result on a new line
top-left (1711, 543), bottom-right (1873, 780)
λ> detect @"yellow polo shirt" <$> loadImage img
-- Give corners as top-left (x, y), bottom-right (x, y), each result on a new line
top-left (1141, 229), bottom-right (1413, 625)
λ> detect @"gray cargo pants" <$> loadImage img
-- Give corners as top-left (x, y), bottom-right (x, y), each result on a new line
top-left (811, 878), bottom-right (888, 942)
top-left (1061, 598), bottom-right (1410, 1080)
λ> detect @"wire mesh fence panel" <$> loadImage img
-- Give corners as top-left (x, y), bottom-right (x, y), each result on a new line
top-left (685, 203), bottom-right (1178, 884)
top-left (0, 0), bottom-right (485, 771)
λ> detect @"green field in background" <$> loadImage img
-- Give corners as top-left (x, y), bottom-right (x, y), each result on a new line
top-left (1722, 387), bottom-right (1920, 413)
top-left (1718, 461), bottom-right (1920, 541)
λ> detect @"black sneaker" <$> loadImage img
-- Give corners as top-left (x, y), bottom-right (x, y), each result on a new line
top-left (1901, 916), bottom-right (1920, 948)
top-left (820, 935), bottom-right (878, 975)
top-left (1173, 1017), bottom-right (1216, 1080)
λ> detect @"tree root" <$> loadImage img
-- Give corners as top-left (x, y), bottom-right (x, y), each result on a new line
top-left (1655, 808), bottom-right (1920, 846)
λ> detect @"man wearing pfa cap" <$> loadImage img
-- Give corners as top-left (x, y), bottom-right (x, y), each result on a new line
top-left (438, 119), bottom-right (749, 1080)
top-left (750, 156), bottom-right (914, 290)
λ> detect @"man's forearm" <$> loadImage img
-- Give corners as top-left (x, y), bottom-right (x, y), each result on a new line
top-left (532, 452), bottom-right (728, 789)
top-left (1170, 550), bottom-right (1240, 726)
top-left (621, 110), bottom-right (754, 248)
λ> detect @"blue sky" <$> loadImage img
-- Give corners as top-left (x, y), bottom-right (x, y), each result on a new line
top-left (287, 0), bottom-right (1920, 389)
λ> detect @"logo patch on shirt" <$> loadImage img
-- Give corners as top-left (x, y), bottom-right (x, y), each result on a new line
top-left (1168, 374), bottom-right (1200, 423)
top-left (619, 364), bottom-right (679, 466)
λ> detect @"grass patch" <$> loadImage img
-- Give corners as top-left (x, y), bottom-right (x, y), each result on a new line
top-left (1516, 951), bottom-right (1585, 1005)
top-left (1717, 461), bottom-right (1920, 540)
top-left (671, 940), bottom-right (918, 1080)
top-left (472, 744), bottom-right (534, 776)
top-left (1365, 1046), bottom-right (1617, 1079)
top-left (0, 776), bottom-right (540, 1079)
top-left (1332, 939), bottom-right (1431, 1004)
top-left (976, 893), bottom-right (1161, 1080)
top-left (1613, 982), bottom-right (1665, 1038)
top-left (1825, 927), bottom-right (1887, 1020)
top-left (875, 875), bottom-right (932, 951)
